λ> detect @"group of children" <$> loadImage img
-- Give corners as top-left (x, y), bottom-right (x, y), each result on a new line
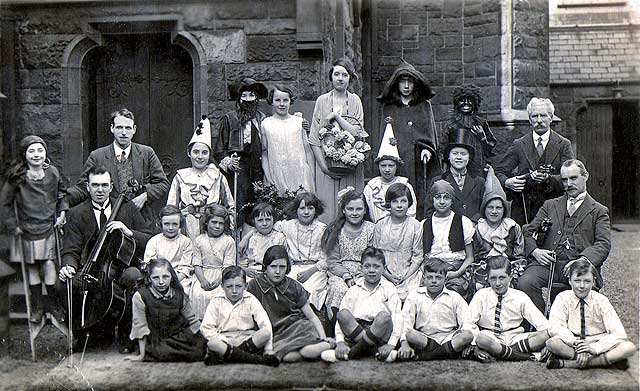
top-left (1, 120), bottom-right (634, 371)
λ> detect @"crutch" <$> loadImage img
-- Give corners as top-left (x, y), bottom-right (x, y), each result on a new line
top-left (14, 201), bottom-right (37, 361)
top-left (55, 227), bottom-right (73, 367)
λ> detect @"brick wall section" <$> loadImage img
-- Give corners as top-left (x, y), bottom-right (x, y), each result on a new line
top-left (550, 27), bottom-right (640, 84)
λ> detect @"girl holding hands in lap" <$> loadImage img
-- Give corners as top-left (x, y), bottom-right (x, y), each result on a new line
top-left (248, 245), bottom-right (335, 362)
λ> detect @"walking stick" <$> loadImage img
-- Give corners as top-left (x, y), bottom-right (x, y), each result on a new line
top-left (14, 201), bottom-right (37, 361)
top-left (54, 228), bottom-right (73, 367)
top-left (521, 192), bottom-right (529, 225)
top-left (232, 153), bottom-right (240, 266)
top-left (545, 255), bottom-right (556, 317)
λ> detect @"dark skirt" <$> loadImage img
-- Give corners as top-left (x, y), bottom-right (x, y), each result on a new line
top-left (146, 329), bottom-right (207, 362)
top-left (273, 317), bottom-right (322, 360)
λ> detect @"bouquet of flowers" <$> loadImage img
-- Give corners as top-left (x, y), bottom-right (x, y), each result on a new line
top-left (318, 119), bottom-right (371, 173)
top-left (240, 181), bottom-right (304, 221)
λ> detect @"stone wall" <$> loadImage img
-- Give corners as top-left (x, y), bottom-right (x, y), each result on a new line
top-left (1, 0), bottom-right (360, 180)
top-left (367, 0), bottom-right (550, 162)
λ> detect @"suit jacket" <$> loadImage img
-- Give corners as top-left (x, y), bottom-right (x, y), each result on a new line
top-left (61, 199), bottom-right (153, 271)
top-left (67, 143), bottom-right (169, 222)
top-left (424, 170), bottom-right (485, 223)
top-left (523, 193), bottom-right (611, 269)
top-left (495, 130), bottom-right (573, 225)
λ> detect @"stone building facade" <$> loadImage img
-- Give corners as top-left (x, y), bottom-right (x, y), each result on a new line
top-left (1, 0), bottom-right (551, 184)
top-left (549, 0), bottom-right (640, 220)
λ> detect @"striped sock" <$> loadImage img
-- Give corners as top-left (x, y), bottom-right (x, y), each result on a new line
top-left (498, 344), bottom-right (533, 361)
top-left (513, 338), bottom-right (532, 353)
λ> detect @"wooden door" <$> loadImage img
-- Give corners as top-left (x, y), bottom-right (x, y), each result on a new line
top-left (89, 33), bottom-right (193, 180)
top-left (576, 103), bottom-right (613, 210)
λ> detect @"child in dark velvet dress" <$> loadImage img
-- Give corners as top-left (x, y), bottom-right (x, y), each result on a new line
top-left (247, 245), bottom-right (335, 362)
top-left (127, 258), bottom-right (207, 362)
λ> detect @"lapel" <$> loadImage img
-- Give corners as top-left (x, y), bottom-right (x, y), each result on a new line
top-left (130, 143), bottom-right (143, 185)
top-left (553, 194), bottom-right (568, 225)
top-left (572, 194), bottom-right (596, 228)
top-left (103, 145), bottom-right (120, 193)
top-left (462, 174), bottom-right (478, 199)
top-left (79, 200), bottom-right (99, 237)
top-left (543, 131), bottom-right (562, 165)
top-left (443, 172), bottom-right (465, 204)
top-left (521, 133), bottom-right (538, 170)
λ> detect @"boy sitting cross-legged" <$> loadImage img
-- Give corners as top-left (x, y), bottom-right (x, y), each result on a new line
top-left (200, 266), bottom-right (280, 366)
top-left (468, 256), bottom-right (551, 362)
top-left (546, 258), bottom-right (636, 370)
top-left (321, 246), bottom-right (403, 363)
top-left (396, 258), bottom-right (474, 362)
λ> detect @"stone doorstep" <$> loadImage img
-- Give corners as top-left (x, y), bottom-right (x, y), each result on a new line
top-left (40, 351), bottom-right (639, 391)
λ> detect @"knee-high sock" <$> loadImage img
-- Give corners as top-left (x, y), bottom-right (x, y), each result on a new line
top-left (498, 344), bottom-right (533, 361)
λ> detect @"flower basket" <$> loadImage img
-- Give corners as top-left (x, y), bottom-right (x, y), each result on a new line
top-left (327, 158), bottom-right (356, 174)
top-left (317, 117), bottom-right (371, 175)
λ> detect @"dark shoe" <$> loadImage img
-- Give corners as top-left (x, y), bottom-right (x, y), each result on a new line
top-left (204, 350), bottom-right (224, 366)
top-left (546, 355), bottom-right (564, 369)
top-left (610, 359), bottom-right (630, 370)
top-left (29, 286), bottom-right (43, 323)
top-left (263, 354), bottom-right (280, 367)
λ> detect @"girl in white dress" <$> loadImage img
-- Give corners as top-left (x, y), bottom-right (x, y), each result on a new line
top-left (261, 85), bottom-right (315, 194)
top-left (167, 117), bottom-right (235, 241)
top-left (143, 205), bottom-right (193, 285)
top-left (373, 183), bottom-right (423, 301)
top-left (187, 205), bottom-right (236, 319)
top-left (274, 192), bottom-right (328, 310)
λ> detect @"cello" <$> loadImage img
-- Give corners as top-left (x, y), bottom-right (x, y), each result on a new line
top-left (70, 180), bottom-right (141, 334)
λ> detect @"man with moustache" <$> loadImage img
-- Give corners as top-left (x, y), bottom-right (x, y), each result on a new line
top-left (495, 98), bottom-right (574, 226)
top-left (517, 159), bottom-right (611, 313)
top-left (213, 78), bottom-right (268, 228)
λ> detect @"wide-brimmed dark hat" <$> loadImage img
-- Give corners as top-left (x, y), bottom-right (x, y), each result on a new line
top-left (444, 128), bottom-right (476, 160)
top-left (228, 78), bottom-right (268, 101)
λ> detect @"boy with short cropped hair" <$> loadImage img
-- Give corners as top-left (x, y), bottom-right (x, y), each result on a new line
top-left (200, 266), bottom-right (279, 366)
top-left (397, 258), bottom-right (474, 362)
top-left (321, 246), bottom-right (403, 363)
top-left (546, 258), bottom-right (635, 370)
top-left (469, 256), bottom-right (551, 362)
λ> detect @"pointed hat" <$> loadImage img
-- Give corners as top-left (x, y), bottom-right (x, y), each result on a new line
top-left (188, 115), bottom-right (212, 151)
top-left (481, 165), bottom-right (511, 217)
top-left (375, 123), bottom-right (404, 165)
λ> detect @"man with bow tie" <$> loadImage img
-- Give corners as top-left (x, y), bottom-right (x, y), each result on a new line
top-left (58, 166), bottom-right (152, 351)
top-left (67, 108), bottom-right (169, 230)
top-left (495, 98), bottom-right (574, 226)
top-left (517, 159), bottom-right (611, 313)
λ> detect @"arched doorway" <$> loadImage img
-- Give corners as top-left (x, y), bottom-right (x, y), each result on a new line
top-left (82, 33), bottom-right (194, 180)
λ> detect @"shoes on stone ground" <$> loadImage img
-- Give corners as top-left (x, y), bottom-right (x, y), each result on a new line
top-left (321, 349), bottom-right (338, 363)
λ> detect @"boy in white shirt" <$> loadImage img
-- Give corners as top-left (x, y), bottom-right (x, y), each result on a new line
top-left (200, 266), bottom-right (279, 366)
top-left (469, 256), bottom-right (551, 362)
top-left (546, 258), bottom-right (635, 369)
top-left (397, 258), bottom-right (474, 361)
top-left (321, 247), bottom-right (403, 363)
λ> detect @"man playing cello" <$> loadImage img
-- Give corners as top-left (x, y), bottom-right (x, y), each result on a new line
top-left (58, 166), bottom-right (152, 352)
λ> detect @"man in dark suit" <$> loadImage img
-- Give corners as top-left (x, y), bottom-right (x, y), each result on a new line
top-left (425, 128), bottom-right (484, 222)
top-left (517, 159), bottom-right (611, 312)
top-left (59, 166), bottom-right (152, 351)
top-left (495, 98), bottom-right (574, 226)
top-left (67, 108), bottom-right (169, 229)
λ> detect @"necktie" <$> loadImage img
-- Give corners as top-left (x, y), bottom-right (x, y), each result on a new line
top-left (580, 298), bottom-right (586, 339)
top-left (568, 198), bottom-right (577, 216)
top-left (94, 204), bottom-right (109, 229)
top-left (118, 151), bottom-right (126, 163)
top-left (536, 137), bottom-right (544, 158)
top-left (494, 294), bottom-right (503, 337)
